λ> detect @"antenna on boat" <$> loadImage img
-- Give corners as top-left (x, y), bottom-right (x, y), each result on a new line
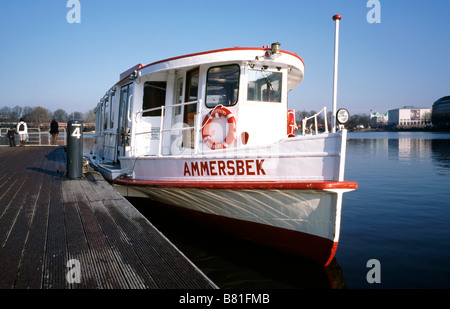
top-left (331, 14), bottom-right (342, 133)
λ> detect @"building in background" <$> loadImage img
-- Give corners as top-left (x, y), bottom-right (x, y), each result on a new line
top-left (432, 96), bottom-right (450, 129)
top-left (369, 111), bottom-right (388, 128)
top-left (388, 106), bottom-right (431, 128)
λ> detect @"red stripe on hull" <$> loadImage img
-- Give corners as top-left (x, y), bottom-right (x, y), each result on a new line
top-left (151, 201), bottom-right (338, 266)
top-left (114, 179), bottom-right (358, 191)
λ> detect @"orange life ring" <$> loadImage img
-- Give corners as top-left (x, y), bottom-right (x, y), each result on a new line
top-left (202, 106), bottom-right (237, 150)
top-left (287, 109), bottom-right (297, 137)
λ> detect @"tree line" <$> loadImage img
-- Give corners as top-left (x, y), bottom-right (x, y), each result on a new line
top-left (1, 105), bottom-right (370, 126)
top-left (0, 105), bottom-right (95, 126)
top-left (1, 105), bottom-right (371, 130)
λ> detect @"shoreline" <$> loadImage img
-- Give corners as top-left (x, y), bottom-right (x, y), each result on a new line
top-left (296, 127), bottom-right (450, 134)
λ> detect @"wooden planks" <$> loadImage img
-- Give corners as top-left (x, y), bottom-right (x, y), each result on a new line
top-left (0, 146), bottom-right (216, 289)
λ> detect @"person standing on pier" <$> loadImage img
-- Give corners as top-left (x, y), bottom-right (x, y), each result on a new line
top-left (7, 126), bottom-right (16, 147)
top-left (17, 118), bottom-right (28, 146)
top-left (50, 118), bottom-right (59, 145)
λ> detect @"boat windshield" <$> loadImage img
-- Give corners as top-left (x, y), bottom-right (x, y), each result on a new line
top-left (247, 69), bottom-right (282, 103)
top-left (206, 64), bottom-right (240, 108)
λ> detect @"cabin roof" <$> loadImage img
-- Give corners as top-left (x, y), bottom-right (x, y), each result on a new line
top-left (140, 46), bottom-right (304, 71)
top-left (117, 46), bottom-right (305, 90)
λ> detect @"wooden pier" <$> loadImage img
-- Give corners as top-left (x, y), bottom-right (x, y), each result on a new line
top-left (0, 146), bottom-right (217, 289)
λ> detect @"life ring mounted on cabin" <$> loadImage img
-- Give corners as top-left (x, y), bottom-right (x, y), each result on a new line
top-left (202, 106), bottom-right (237, 150)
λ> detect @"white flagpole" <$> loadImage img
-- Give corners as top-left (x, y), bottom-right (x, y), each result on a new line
top-left (332, 14), bottom-right (342, 133)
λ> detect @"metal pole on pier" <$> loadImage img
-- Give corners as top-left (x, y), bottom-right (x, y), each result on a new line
top-left (332, 14), bottom-right (342, 133)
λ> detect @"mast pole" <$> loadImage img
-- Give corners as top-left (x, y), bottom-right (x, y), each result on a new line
top-left (332, 14), bottom-right (342, 133)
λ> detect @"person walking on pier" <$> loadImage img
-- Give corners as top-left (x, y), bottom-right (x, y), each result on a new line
top-left (17, 118), bottom-right (28, 146)
top-left (50, 118), bottom-right (59, 145)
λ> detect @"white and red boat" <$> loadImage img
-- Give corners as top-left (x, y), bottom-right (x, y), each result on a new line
top-left (88, 16), bottom-right (357, 266)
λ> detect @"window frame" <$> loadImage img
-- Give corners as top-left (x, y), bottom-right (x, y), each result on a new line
top-left (103, 96), bottom-right (109, 130)
top-left (205, 64), bottom-right (240, 108)
top-left (142, 81), bottom-right (167, 117)
top-left (174, 77), bottom-right (183, 115)
top-left (110, 92), bottom-right (115, 129)
top-left (247, 68), bottom-right (283, 103)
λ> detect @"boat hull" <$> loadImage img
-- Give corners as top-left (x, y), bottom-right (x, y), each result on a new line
top-left (90, 131), bottom-right (356, 265)
top-left (113, 183), bottom-right (352, 266)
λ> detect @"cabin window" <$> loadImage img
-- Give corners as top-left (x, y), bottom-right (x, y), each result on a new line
top-left (119, 83), bottom-right (133, 148)
top-left (99, 104), bottom-right (103, 131)
top-left (174, 77), bottom-right (183, 115)
top-left (247, 69), bottom-right (282, 103)
top-left (183, 68), bottom-right (199, 149)
top-left (104, 97), bottom-right (109, 130)
top-left (110, 92), bottom-right (115, 128)
top-left (143, 81), bottom-right (167, 117)
top-left (206, 64), bottom-right (240, 108)
top-left (184, 68), bottom-right (199, 124)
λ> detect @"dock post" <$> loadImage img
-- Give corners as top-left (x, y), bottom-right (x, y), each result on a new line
top-left (67, 119), bottom-right (83, 179)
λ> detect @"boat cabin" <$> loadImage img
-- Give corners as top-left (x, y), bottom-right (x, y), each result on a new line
top-left (92, 43), bottom-right (305, 163)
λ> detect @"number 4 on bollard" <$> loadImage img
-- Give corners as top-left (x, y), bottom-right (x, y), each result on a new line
top-left (71, 127), bottom-right (81, 139)
top-left (67, 120), bottom-right (83, 179)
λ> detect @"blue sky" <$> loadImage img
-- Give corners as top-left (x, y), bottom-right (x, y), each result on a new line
top-left (0, 0), bottom-right (449, 115)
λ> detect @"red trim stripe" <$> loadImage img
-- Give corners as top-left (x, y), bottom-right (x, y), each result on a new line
top-left (113, 179), bottom-right (358, 191)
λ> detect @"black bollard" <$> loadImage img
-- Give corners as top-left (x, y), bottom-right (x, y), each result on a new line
top-left (67, 119), bottom-right (83, 179)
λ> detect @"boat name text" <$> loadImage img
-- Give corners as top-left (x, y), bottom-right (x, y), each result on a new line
top-left (184, 159), bottom-right (266, 177)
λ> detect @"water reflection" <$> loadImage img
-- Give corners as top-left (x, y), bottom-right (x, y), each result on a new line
top-left (431, 139), bottom-right (450, 174)
top-left (388, 138), bottom-right (432, 161)
top-left (128, 197), bottom-right (346, 289)
top-left (83, 135), bottom-right (94, 155)
top-left (348, 134), bottom-right (450, 175)
top-left (343, 132), bottom-right (450, 288)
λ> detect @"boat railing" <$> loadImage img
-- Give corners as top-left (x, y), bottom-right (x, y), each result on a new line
top-left (99, 130), bottom-right (118, 150)
top-left (134, 100), bottom-right (200, 156)
top-left (302, 107), bottom-right (329, 135)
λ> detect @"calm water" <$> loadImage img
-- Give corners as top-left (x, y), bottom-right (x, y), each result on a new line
top-left (110, 132), bottom-right (450, 288)
top-left (338, 131), bottom-right (450, 288)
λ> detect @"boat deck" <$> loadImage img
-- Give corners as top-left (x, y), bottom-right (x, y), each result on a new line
top-left (0, 146), bottom-right (217, 289)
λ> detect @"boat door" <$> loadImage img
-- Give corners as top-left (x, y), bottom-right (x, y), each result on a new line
top-left (117, 83), bottom-right (134, 160)
top-left (183, 67), bottom-right (199, 148)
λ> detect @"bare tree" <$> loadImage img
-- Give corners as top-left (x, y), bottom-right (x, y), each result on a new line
top-left (53, 109), bottom-right (68, 122)
top-left (11, 106), bottom-right (22, 121)
top-left (0, 106), bottom-right (11, 120)
top-left (295, 110), bottom-right (308, 124)
top-left (29, 106), bottom-right (51, 126)
top-left (21, 106), bottom-right (33, 121)
top-left (84, 109), bottom-right (96, 123)
top-left (66, 111), bottom-right (83, 120)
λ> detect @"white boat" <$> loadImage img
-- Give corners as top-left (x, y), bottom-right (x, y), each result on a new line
top-left (88, 16), bottom-right (357, 266)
